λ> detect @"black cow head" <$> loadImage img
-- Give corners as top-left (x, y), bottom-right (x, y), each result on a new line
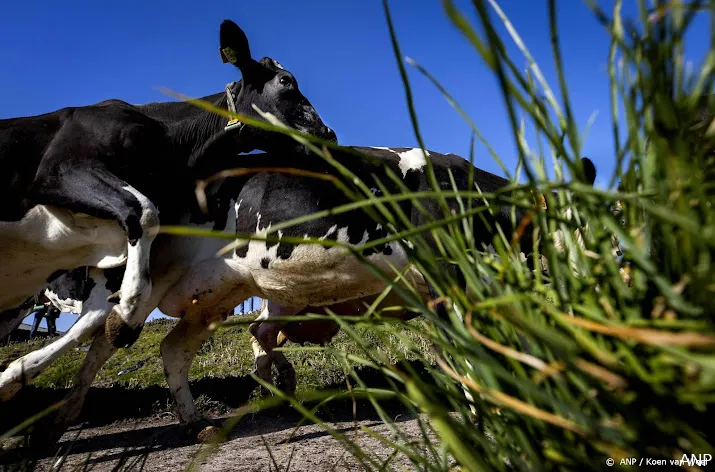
top-left (219, 20), bottom-right (337, 154)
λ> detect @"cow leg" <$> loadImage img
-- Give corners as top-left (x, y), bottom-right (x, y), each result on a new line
top-left (30, 166), bottom-right (159, 348)
top-left (248, 302), bottom-right (305, 395)
top-left (0, 307), bottom-right (30, 341)
top-left (249, 306), bottom-right (276, 389)
top-left (250, 334), bottom-right (271, 396)
top-left (160, 310), bottom-right (229, 441)
top-left (250, 330), bottom-right (289, 397)
top-left (158, 260), bottom-right (253, 441)
top-left (29, 328), bottom-right (118, 449)
top-left (28, 259), bottom-right (196, 447)
top-left (0, 269), bottom-right (113, 401)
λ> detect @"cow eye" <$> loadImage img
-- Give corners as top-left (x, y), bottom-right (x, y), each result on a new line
top-left (279, 76), bottom-right (292, 87)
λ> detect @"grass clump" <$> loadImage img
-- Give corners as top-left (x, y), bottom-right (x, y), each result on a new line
top-left (0, 317), bottom-right (433, 398)
top-left (192, 1), bottom-right (713, 470)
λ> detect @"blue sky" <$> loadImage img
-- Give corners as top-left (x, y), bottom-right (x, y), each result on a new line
top-left (2, 0), bottom-right (709, 332)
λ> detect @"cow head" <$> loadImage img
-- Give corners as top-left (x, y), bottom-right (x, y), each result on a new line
top-left (219, 20), bottom-right (337, 154)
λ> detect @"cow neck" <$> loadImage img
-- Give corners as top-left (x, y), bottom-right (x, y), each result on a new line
top-left (221, 81), bottom-right (255, 155)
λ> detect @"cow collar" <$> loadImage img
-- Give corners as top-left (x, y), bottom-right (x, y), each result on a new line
top-left (224, 81), bottom-right (245, 134)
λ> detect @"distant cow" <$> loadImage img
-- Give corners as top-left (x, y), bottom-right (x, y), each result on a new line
top-left (0, 145), bottom-right (596, 445)
top-left (0, 19), bottom-right (335, 351)
top-left (0, 266), bottom-right (119, 343)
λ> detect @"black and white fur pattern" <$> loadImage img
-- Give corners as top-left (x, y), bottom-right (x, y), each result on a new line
top-left (0, 19), bottom-right (335, 351)
top-left (0, 146), bottom-right (596, 443)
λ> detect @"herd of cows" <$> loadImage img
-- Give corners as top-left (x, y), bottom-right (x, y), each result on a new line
top-left (0, 18), bottom-right (706, 452)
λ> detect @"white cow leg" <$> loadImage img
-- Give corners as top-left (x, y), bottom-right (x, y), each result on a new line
top-left (57, 330), bottom-right (117, 425)
top-left (160, 310), bottom-right (228, 439)
top-left (0, 273), bottom-right (113, 401)
top-left (104, 185), bottom-right (160, 349)
top-left (31, 266), bottom-right (190, 446)
top-left (30, 328), bottom-right (118, 448)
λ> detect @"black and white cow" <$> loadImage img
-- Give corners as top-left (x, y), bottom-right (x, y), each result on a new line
top-left (0, 145), bottom-right (596, 445)
top-left (0, 267), bottom-right (123, 343)
top-left (0, 19), bottom-right (335, 350)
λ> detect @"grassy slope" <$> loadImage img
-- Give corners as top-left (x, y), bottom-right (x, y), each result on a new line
top-left (0, 316), bottom-right (435, 397)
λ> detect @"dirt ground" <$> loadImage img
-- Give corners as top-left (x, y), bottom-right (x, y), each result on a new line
top-left (3, 405), bottom-right (441, 472)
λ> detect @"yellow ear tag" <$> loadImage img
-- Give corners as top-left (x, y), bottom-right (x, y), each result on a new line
top-left (225, 119), bottom-right (242, 132)
top-left (220, 47), bottom-right (238, 64)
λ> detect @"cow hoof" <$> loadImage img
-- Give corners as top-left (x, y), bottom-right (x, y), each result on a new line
top-left (197, 425), bottom-right (223, 443)
top-left (105, 309), bottom-right (143, 348)
top-left (28, 426), bottom-right (64, 453)
top-left (186, 418), bottom-right (224, 443)
top-left (258, 385), bottom-right (273, 398)
top-left (21, 413), bottom-right (68, 454)
top-left (276, 368), bottom-right (296, 395)
top-left (251, 369), bottom-right (275, 398)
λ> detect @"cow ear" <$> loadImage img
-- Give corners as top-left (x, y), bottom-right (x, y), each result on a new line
top-left (580, 157), bottom-right (597, 186)
top-left (219, 20), bottom-right (254, 77)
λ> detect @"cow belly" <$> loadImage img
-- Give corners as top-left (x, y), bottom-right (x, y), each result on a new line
top-left (157, 241), bottom-right (410, 317)
top-left (249, 241), bottom-right (410, 307)
top-left (280, 320), bottom-right (340, 345)
top-left (0, 205), bottom-right (127, 310)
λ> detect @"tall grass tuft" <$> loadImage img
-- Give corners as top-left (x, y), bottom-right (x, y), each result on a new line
top-left (172, 0), bottom-right (714, 470)
top-left (191, 1), bottom-right (713, 470)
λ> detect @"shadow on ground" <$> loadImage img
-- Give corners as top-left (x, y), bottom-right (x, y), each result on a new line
top-left (0, 374), bottom-right (259, 432)
top-left (6, 406), bottom-right (417, 468)
top-left (0, 360), bottom-right (436, 466)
